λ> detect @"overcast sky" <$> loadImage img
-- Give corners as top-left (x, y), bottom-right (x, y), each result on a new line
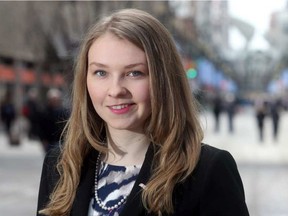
top-left (228, 0), bottom-right (287, 50)
top-left (229, 0), bottom-right (286, 34)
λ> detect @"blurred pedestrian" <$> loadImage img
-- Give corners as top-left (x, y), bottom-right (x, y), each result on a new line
top-left (212, 94), bottom-right (223, 132)
top-left (38, 88), bottom-right (69, 153)
top-left (0, 90), bottom-right (19, 145)
top-left (225, 93), bottom-right (237, 133)
top-left (37, 9), bottom-right (249, 216)
top-left (254, 98), bottom-right (268, 142)
top-left (270, 98), bottom-right (282, 141)
top-left (22, 88), bottom-right (42, 140)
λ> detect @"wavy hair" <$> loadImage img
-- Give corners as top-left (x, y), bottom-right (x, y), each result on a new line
top-left (40, 8), bottom-right (203, 216)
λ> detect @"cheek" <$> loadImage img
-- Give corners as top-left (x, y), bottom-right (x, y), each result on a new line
top-left (137, 84), bottom-right (151, 106)
top-left (142, 91), bottom-right (151, 104)
top-left (87, 82), bottom-right (103, 104)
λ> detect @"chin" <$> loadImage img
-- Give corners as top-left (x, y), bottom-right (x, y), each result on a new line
top-left (108, 123), bottom-right (143, 132)
top-left (108, 124), bottom-right (132, 130)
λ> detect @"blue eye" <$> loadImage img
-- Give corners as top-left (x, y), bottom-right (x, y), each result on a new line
top-left (128, 71), bottom-right (143, 77)
top-left (95, 70), bottom-right (106, 76)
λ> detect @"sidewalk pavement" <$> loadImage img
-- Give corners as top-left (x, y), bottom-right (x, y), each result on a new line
top-left (0, 115), bottom-right (44, 158)
top-left (0, 134), bottom-right (44, 158)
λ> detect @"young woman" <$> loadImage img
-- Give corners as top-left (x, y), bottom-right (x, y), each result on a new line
top-left (37, 9), bottom-right (249, 216)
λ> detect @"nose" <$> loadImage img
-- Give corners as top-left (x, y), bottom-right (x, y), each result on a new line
top-left (108, 79), bottom-right (127, 97)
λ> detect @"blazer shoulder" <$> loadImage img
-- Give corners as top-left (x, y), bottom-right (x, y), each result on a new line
top-left (42, 146), bottom-right (62, 174)
top-left (200, 143), bottom-right (230, 158)
top-left (199, 143), bottom-right (237, 167)
top-left (195, 143), bottom-right (242, 185)
top-left (37, 147), bottom-right (60, 179)
top-left (45, 145), bottom-right (62, 161)
top-left (172, 144), bottom-right (249, 215)
top-left (193, 144), bottom-right (249, 215)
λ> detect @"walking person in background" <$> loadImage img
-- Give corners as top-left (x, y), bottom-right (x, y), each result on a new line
top-left (0, 90), bottom-right (18, 145)
top-left (225, 93), bottom-right (237, 134)
top-left (270, 98), bottom-right (282, 142)
top-left (22, 88), bottom-right (42, 140)
top-left (255, 98), bottom-right (268, 142)
top-left (37, 9), bottom-right (249, 216)
top-left (212, 93), bottom-right (223, 132)
top-left (38, 88), bottom-right (69, 153)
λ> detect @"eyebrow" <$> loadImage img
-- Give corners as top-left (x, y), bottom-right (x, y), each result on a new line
top-left (89, 62), bottom-right (147, 69)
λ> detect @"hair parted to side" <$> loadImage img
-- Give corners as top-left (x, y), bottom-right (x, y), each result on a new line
top-left (39, 8), bottom-right (203, 216)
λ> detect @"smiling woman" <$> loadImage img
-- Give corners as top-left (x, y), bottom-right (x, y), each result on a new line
top-left (37, 8), bottom-right (249, 216)
top-left (86, 33), bottom-right (151, 133)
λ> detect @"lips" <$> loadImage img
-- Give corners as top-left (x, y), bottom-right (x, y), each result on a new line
top-left (110, 104), bottom-right (130, 110)
top-left (108, 103), bottom-right (135, 114)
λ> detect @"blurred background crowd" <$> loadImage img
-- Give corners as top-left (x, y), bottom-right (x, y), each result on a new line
top-left (0, 1), bottom-right (288, 216)
top-left (1, 1), bottom-right (288, 148)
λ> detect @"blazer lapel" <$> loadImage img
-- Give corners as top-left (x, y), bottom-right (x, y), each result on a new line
top-left (120, 144), bottom-right (155, 216)
top-left (70, 149), bottom-right (98, 216)
top-left (70, 144), bottom-right (155, 216)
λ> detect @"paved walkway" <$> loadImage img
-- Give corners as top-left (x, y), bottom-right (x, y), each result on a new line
top-left (0, 136), bottom-right (43, 157)
top-left (0, 135), bottom-right (43, 216)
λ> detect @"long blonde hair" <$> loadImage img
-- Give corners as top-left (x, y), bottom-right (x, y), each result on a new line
top-left (40, 8), bottom-right (203, 216)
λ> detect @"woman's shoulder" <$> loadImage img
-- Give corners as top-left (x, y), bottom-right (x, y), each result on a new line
top-left (43, 146), bottom-right (62, 165)
top-left (192, 143), bottom-right (241, 180)
top-left (174, 145), bottom-right (248, 215)
top-left (200, 143), bottom-right (226, 155)
top-left (40, 146), bottom-right (62, 181)
top-left (199, 143), bottom-right (235, 164)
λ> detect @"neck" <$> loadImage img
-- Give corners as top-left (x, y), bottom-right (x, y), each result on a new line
top-left (104, 130), bottom-right (150, 166)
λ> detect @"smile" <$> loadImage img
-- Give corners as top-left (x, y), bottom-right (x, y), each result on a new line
top-left (108, 103), bottom-right (134, 114)
top-left (110, 104), bottom-right (130, 110)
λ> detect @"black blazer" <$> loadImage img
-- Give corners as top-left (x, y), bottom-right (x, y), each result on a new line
top-left (37, 144), bottom-right (249, 216)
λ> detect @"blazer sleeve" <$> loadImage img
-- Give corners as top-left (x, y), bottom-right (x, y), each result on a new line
top-left (36, 148), bottom-right (61, 216)
top-left (199, 149), bottom-right (249, 216)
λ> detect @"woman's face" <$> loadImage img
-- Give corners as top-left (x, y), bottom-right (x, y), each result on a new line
top-left (87, 33), bottom-right (151, 133)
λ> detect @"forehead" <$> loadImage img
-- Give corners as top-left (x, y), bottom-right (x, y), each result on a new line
top-left (88, 33), bottom-right (146, 65)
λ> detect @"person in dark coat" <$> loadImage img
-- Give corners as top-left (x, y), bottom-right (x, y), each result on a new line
top-left (23, 88), bottom-right (42, 140)
top-left (37, 9), bottom-right (249, 216)
top-left (0, 90), bottom-right (18, 145)
top-left (224, 93), bottom-right (237, 133)
top-left (255, 98), bottom-right (268, 142)
top-left (38, 88), bottom-right (69, 153)
top-left (270, 99), bottom-right (282, 141)
top-left (212, 94), bottom-right (223, 132)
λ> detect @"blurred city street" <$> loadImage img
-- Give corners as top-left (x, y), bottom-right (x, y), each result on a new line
top-left (1, 1), bottom-right (288, 216)
top-left (0, 108), bottom-right (288, 216)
